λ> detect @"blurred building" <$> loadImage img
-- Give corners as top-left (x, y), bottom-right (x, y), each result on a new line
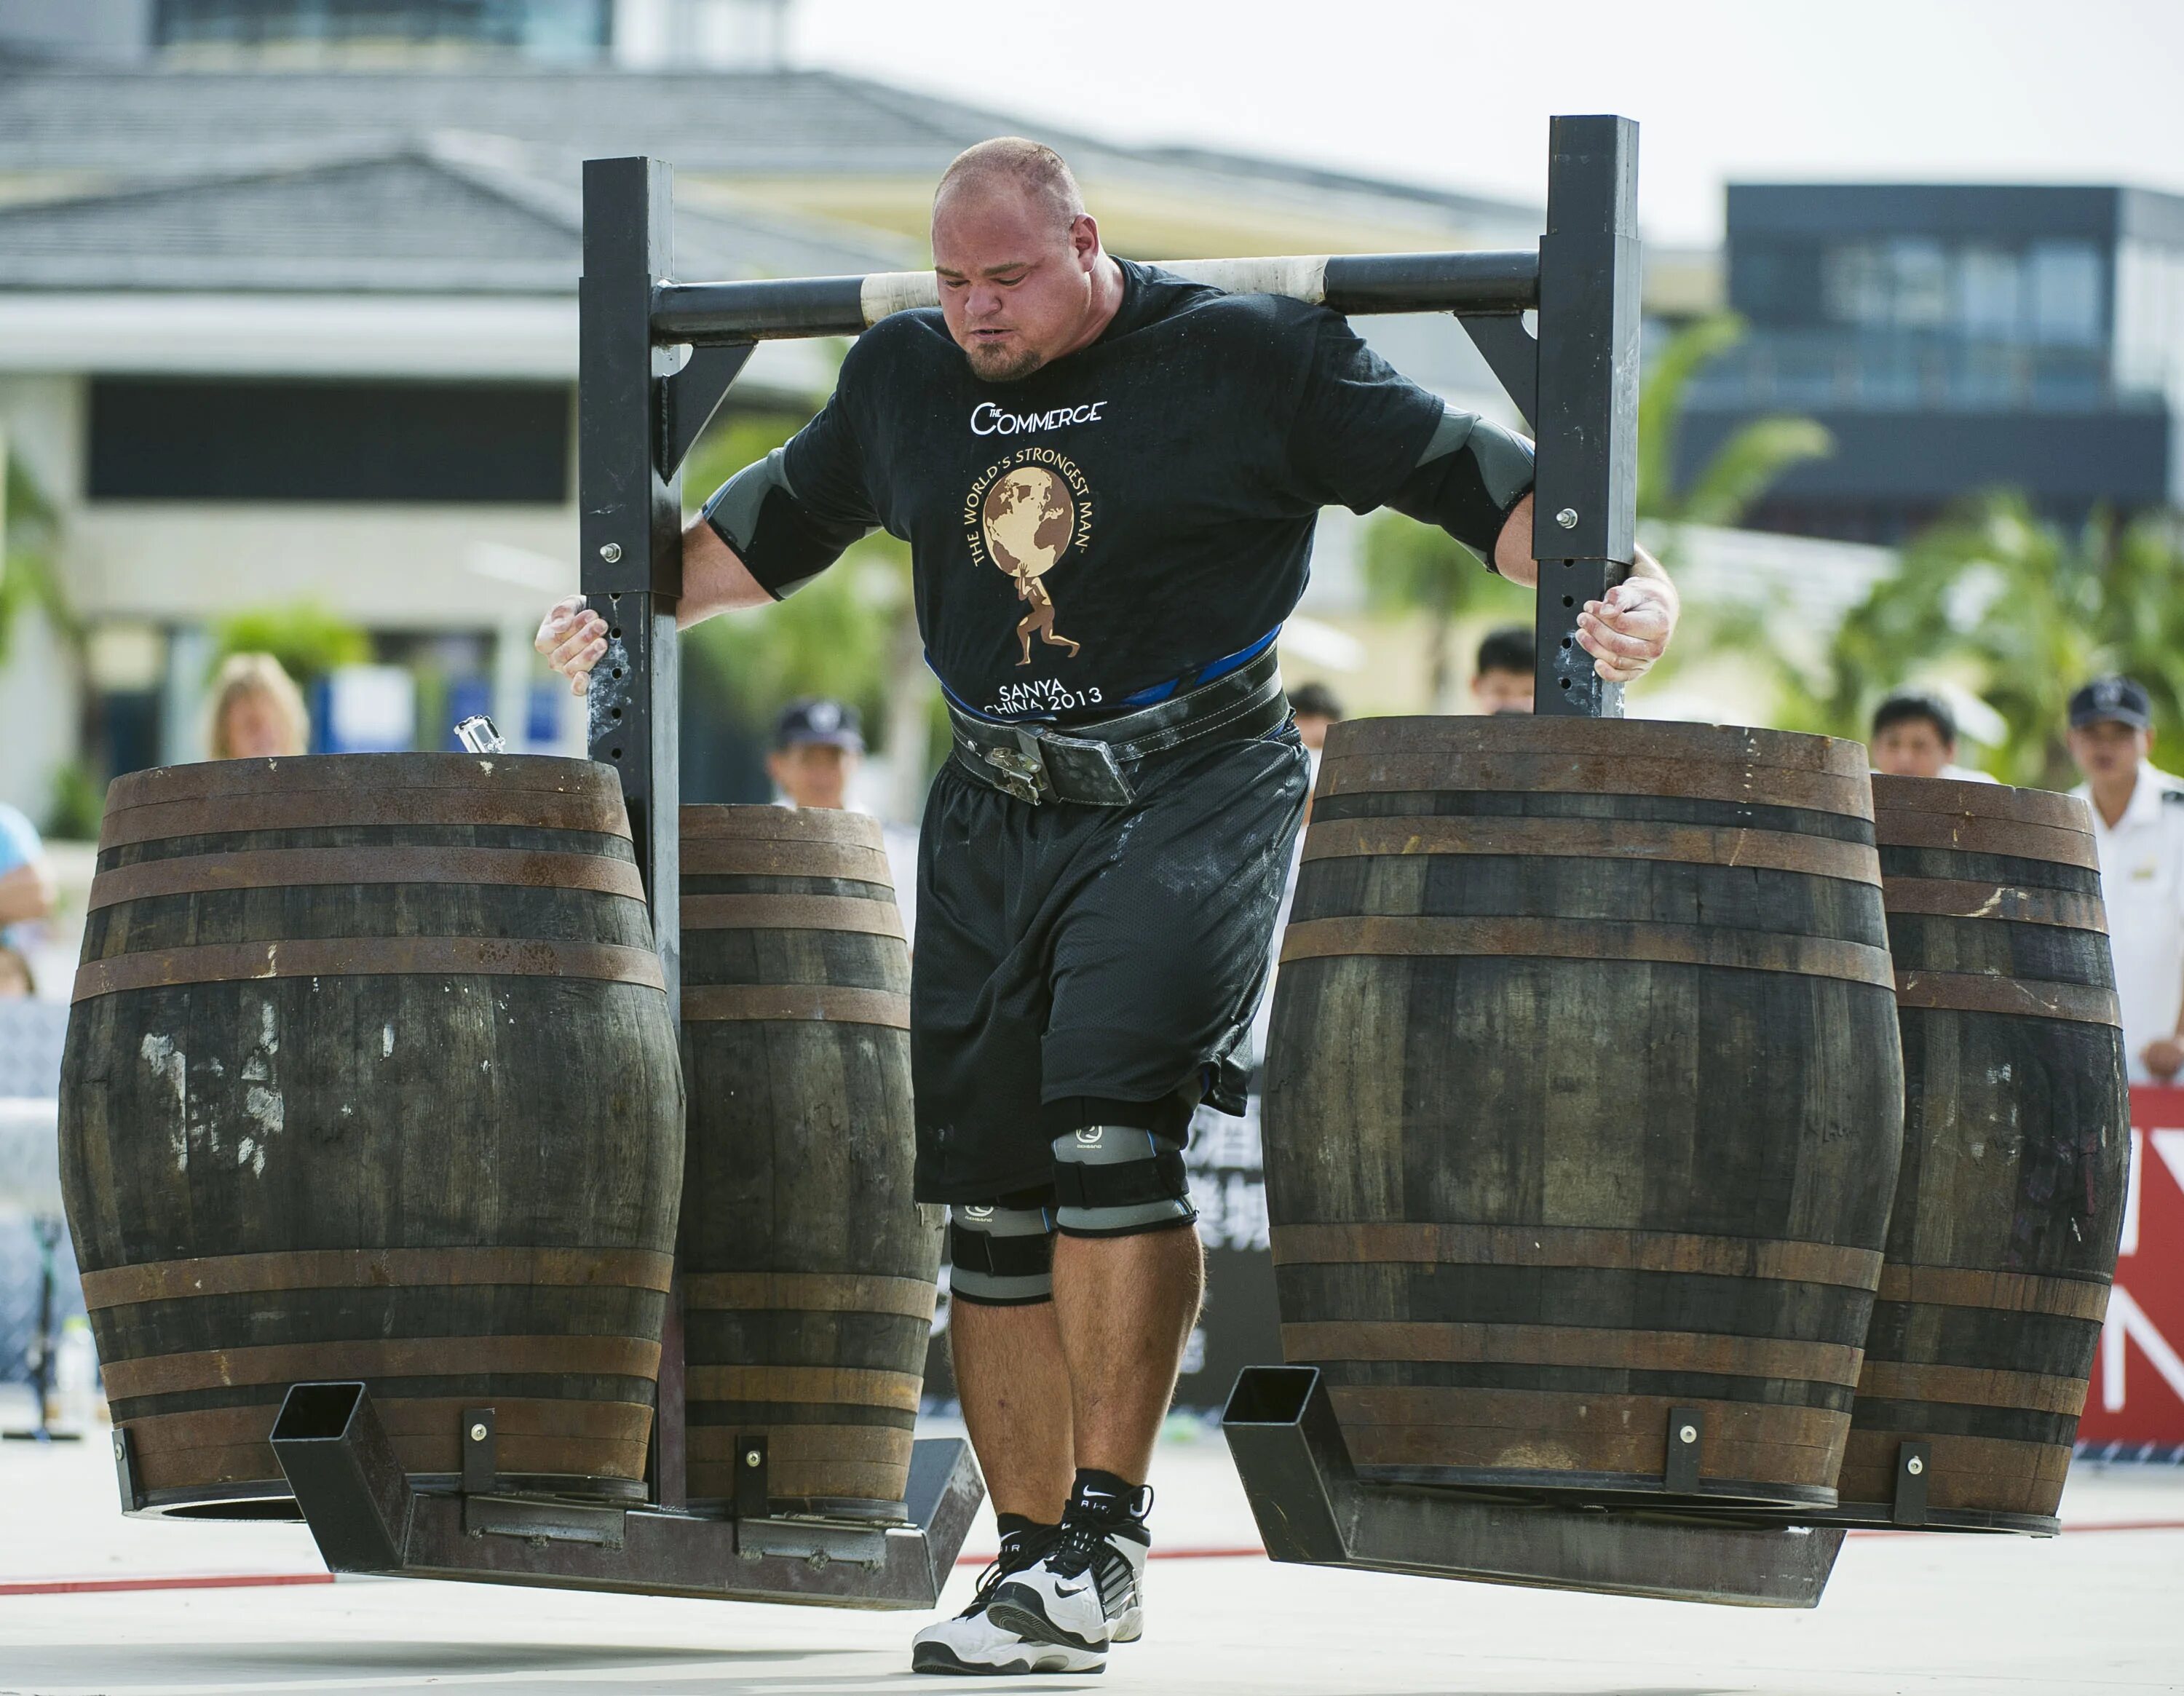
top-left (1677, 184), bottom-right (2184, 543)
top-left (0, 0), bottom-right (1609, 822)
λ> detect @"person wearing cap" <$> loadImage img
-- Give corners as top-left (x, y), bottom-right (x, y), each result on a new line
top-left (769, 697), bottom-right (866, 811)
top-left (1869, 689), bottom-right (1995, 782)
top-left (769, 697), bottom-right (919, 947)
top-left (2068, 675), bottom-right (2184, 1084)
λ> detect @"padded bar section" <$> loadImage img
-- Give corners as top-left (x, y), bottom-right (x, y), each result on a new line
top-left (652, 250), bottom-right (1540, 343)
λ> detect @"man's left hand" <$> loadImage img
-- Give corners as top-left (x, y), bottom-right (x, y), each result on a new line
top-left (2142, 1035), bottom-right (2184, 1082)
top-left (1576, 566), bottom-right (1677, 684)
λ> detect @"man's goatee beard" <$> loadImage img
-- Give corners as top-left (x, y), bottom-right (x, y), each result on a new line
top-left (964, 344), bottom-right (1047, 384)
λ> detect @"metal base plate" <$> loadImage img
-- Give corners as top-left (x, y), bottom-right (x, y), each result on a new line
top-left (269, 1382), bottom-right (984, 1609)
top-left (1758, 1502), bottom-right (2060, 1537)
top-left (1225, 1366), bottom-right (1845, 1609)
top-left (124, 1471), bottom-right (649, 1521)
top-left (1357, 1463), bottom-right (1837, 1513)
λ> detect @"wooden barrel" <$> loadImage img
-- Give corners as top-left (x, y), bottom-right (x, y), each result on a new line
top-left (1828, 777), bottom-right (2130, 1531)
top-left (1262, 717), bottom-right (1904, 1508)
top-left (680, 806), bottom-right (939, 1520)
top-left (59, 754), bottom-right (685, 1518)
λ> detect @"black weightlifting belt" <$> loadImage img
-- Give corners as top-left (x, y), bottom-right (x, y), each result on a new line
top-left (947, 648), bottom-right (1289, 807)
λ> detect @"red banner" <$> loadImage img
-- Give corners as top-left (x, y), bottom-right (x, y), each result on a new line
top-left (2077, 1085), bottom-right (2184, 1446)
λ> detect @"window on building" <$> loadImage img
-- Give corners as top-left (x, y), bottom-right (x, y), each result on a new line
top-left (1822, 244), bottom-right (1886, 327)
top-left (154, 1), bottom-right (610, 60)
top-left (88, 379), bottom-right (571, 503)
top-left (2027, 242), bottom-right (2104, 346)
top-left (1954, 247), bottom-right (2021, 338)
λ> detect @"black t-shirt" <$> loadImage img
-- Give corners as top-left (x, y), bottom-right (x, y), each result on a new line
top-left (719, 259), bottom-right (1520, 723)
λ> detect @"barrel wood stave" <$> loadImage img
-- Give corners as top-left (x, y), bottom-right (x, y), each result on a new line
top-left (678, 807), bottom-right (938, 1518)
top-left (1263, 718), bottom-right (1903, 1506)
top-left (58, 755), bottom-right (684, 1515)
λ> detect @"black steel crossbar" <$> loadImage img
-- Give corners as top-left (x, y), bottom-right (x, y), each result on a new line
top-left (649, 249), bottom-right (1541, 346)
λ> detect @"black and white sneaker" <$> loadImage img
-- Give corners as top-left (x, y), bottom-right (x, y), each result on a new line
top-left (910, 1526), bottom-right (1107, 1676)
top-left (985, 1513), bottom-right (1149, 1654)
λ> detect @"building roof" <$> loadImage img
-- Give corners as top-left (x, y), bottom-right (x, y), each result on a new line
top-left (1725, 181), bottom-right (2184, 248)
top-left (0, 140), bottom-right (908, 292)
top-left (0, 63), bottom-right (1541, 241)
top-left (0, 61), bottom-right (1541, 402)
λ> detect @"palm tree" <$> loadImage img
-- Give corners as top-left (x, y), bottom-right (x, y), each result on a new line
top-left (1364, 312), bottom-right (1832, 702)
top-left (1635, 313), bottom-right (1834, 530)
top-left (681, 411), bottom-right (936, 814)
top-left (1792, 494), bottom-right (2184, 787)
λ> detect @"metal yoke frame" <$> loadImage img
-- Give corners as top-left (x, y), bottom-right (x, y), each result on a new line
top-left (570, 116), bottom-right (1656, 1597)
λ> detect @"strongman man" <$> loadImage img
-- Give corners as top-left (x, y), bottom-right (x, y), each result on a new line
top-left (541, 136), bottom-right (1679, 1676)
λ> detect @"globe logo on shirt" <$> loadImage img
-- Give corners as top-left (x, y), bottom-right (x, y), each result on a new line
top-left (980, 467), bottom-right (1075, 579)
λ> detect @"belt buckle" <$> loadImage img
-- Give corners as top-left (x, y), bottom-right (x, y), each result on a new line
top-left (983, 745), bottom-right (1049, 805)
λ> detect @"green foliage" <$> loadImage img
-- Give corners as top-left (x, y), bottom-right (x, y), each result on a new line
top-left (209, 604), bottom-right (371, 688)
top-left (1360, 516), bottom-right (1530, 707)
top-left (1773, 494), bottom-right (2184, 788)
top-left (682, 411), bottom-right (817, 509)
top-left (43, 759), bottom-right (103, 842)
top-left (1362, 312), bottom-right (1829, 704)
top-left (1639, 313), bottom-right (1835, 528)
top-left (0, 451), bottom-right (79, 666)
top-left (678, 403), bottom-right (928, 760)
top-left (684, 543), bottom-right (908, 736)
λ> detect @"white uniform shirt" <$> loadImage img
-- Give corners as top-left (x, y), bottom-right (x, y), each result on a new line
top-left (2073, 765), bottom-right (2184, 1083)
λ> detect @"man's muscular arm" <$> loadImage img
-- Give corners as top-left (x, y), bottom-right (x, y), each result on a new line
top-left (537, 520), bottom-right (771, 696)
top-left (1488, 494), bottom-right (1678, 685)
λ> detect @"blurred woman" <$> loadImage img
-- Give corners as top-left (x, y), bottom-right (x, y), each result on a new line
top-left (205, 653), bottom-right (309, 760)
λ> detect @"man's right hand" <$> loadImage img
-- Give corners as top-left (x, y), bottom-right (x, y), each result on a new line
top-left (537, 595), bottom-right (609, 696)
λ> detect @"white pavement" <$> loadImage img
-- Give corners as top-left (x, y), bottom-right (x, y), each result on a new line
top-left (1, 1422), bottom-right (2180, 1695)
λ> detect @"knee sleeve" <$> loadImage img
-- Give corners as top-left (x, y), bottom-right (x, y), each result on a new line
top-left (948, 1197), bottom-right (1056, 1306)
top-left (1050, 1125), bottom-right (1196, 1238)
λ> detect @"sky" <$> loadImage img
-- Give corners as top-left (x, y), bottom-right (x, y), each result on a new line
top-left (789, 0), bottom-right (2184, 247)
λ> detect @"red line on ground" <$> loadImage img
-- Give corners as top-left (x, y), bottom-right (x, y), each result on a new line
top-left (0, 1572), bottom-right (334, 1597)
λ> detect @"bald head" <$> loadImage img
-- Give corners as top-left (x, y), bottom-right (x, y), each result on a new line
top-left (930, 137), bottom-right (1118, 384)
top-left (934, 137), bottom-right (1085, 231)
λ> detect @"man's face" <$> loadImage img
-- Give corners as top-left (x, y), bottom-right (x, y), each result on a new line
top-left (933, 183), bottom-right (1100, 384)
top-left (1471, 668), bottom-right (1534, 716)
top-left (2068, 719), bottom-right (2151, 786)
top-left (1872, 720), bottom-right (1954, 779)
top-left (768, 742), bottom-right (856, 810)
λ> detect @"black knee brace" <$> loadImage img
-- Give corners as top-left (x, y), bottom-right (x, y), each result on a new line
top-left (948, 1194), bottom-right (1056, 1306)
top-left (1050, 1125), bottom-right (1196, 1238)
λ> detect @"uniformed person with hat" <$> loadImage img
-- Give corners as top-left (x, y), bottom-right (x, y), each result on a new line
top-left (2068, 675), bottom-right (2184, 1084)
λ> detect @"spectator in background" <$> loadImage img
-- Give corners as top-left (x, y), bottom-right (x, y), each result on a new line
top-left (1870, 690), bottom-right (1994, 782)
top-left (0, 944), bottom-right (32, 999)
top-left (768, 697), bottom-right (862, 812)
top-left (2068, 676), bottom-right (2184, 1084)
top-left (1287, 681), bottom-right (1344, 832)
top-left (769, 697), bottom-right (919, 943)
top-left (1289, 681), bottom-right (1343, 756)
top-left (1471, 625), bottom-right (1534, 715)
top-left (207, 653), bottom-right (309, 759)
top-left (0, 802), bottom-right (56, 961)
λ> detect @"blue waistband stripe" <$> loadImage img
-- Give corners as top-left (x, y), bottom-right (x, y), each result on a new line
top-left (938, 625), bottom-right (1283, 722)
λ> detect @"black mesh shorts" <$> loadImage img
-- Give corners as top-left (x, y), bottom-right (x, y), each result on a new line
top-left (910, 728), bottom-right (1307, 1202)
